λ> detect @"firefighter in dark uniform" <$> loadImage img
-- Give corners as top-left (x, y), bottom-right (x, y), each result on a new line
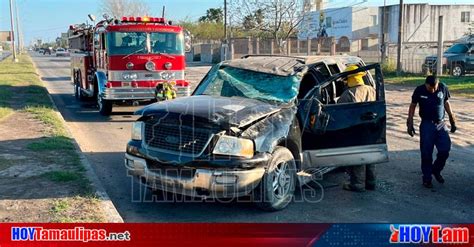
top-left (407, 76), bottom-right (457, 188)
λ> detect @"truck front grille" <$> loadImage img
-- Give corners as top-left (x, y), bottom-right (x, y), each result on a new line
top-left (144, 119), bottom-right (213, 156)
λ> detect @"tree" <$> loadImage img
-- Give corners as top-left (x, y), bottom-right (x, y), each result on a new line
top-left (230, 0), bottom-right (305, 53)
top-left (466, 22), bottom-right (474, 36)
top-left (99, 0), bottom-right (150, 17)
top-left (179, 20), bottom-right (224, 40)
top-left (242, 9), bottom-right (264, 30)
top-left (198, 8), bottom-right (224, 23)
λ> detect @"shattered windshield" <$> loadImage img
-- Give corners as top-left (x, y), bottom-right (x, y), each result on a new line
top-left (194, 66), bottom-right (301, 104)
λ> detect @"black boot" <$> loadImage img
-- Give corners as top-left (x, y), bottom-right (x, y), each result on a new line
top-left (423, 181), bottom-right (433, 189)
top-left (433, 173), bottom-right (445, 184)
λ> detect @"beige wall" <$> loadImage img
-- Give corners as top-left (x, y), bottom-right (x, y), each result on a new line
top-left (0, 31), bottom-right (11, 42)
top-left (384, 4), bottom-right (474, 43)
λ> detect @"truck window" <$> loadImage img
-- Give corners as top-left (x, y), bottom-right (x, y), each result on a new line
top-left (94, 33), bottom-right (100, 48)
top-left (445, 44), bottom-right (469, 54)
top-left (327, 64), bottom-right (340, 74)
top-left (101, 33), bottom-right (106, 50)
top-left (107, 32), bottom-right (147, 55)
top-left (298, 63), bottom-right (332, 99)
top-left (150, 32), bottom-right (184, 55)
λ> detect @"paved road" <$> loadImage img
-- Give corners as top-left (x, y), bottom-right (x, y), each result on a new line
top-left (31, 53), bottom-right (474, 223)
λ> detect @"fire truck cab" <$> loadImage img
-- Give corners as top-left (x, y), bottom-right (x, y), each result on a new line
top-left (69, 16), bottom-right (191, 115)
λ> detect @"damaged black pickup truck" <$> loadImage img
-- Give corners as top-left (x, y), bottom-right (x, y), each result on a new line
top-left (125, 55), bottom-right (389, 211)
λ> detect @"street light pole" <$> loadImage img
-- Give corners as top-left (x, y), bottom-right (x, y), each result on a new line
top-left (15, 0), bottom-right (22, 53)
top-left (224, 0), bottom-right (228, 42)
top-left (380, 0), bottom-right (387, 65)
top-left (9, 0), bottom-right (17, 62)
top-left (396, 0), bottom-right (404, 75)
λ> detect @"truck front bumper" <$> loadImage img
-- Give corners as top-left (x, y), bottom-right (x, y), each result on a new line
top-left (103, 86), bottom-right (190, 100)
top-left (124, 154), bottom-right (266, 198)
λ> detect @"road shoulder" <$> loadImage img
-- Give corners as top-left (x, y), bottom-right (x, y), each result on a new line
top-left (0, 54), bottom-right (123, 222)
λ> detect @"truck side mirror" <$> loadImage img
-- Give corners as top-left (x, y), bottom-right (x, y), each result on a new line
top-left (88, 14), bottom-right (96, 22)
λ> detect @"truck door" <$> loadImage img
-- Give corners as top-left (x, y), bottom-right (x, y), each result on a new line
top-left (467, 46), bottom-right (474, 71)
top-left (300, 64), bottom-right (388, 168)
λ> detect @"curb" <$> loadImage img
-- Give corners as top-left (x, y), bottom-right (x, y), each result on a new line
top-left (30, 55), bottom-right (124, 223)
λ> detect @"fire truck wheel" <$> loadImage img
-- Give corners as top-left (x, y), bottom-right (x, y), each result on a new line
top-left (97, 94), bottom-right (113, 116)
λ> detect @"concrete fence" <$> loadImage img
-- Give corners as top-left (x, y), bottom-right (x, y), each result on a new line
top-left (187, 37), bottom-right (458, 75)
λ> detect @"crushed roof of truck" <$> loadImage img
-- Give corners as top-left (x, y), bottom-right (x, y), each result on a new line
top-left (221, 55), bottom-right (364, 76)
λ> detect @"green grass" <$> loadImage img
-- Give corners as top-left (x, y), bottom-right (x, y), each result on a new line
top-left (0, 107), bottom-right (13, 120)
top-left (0, 55), bottom-right (46, 120)
top-left (0, 55), bottom-right (104, 222)
top-left (44, 171), bottom-right (80, 182)
top-left (0, 55), bottom-right (90, 190)
top-left (27, 136), bottom-right (75, 151)
top-left (385, 75), bottom-right (474, 97)
top-left (24, 106), bottom-right (68, 136)
top-left (50, 199), bottom-right (69, 213)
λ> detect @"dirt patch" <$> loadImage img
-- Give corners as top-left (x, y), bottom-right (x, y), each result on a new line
top-left (0, 56), bottom-right (107, 222)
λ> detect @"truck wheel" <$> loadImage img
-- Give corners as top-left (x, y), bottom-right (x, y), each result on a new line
top-left (97, 93), bottom-right (112, 116)
top-left (253, 146), bottom-right (296, 211)
top-left (451, 64), bottom-right (464, 77)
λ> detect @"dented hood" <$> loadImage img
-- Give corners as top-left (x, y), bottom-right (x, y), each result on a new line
top-left (135, 95), bottom-right (283, 128)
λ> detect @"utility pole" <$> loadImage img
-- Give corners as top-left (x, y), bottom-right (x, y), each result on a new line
top-left (9, 0), bottom-right (17, 62)
top-left (224, 0), bottom-right (228, 42)
top-left (396, 0), bottom-right (403, 75)
top-left (380, 0), bottom-right (387, 65)
top-left (15, 0), bottom-right (22, 53)
top-left (223, 0), bottom-right (229, 60)
top-left (436, 16), bottom-right (444, 77)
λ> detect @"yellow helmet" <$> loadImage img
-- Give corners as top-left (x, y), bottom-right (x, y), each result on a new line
top-left (345, 65), bottom-right (366, 87)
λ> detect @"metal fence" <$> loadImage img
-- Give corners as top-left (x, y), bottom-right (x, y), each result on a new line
top-left (189, 38), bottom-right (459, 75)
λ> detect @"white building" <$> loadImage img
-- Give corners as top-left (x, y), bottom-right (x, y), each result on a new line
top-left (382, 3), bottom-right (474, 43)
top-left (298, 7), bottom-right (380, 51)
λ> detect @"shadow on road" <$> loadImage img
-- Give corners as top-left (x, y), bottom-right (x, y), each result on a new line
top-left (41, 76), bottom-right (71, 82)
top-left (82, 144), bottom-right (474, 222)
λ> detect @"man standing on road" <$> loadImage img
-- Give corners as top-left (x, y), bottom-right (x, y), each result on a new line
top-left (407, 76), bottom-right (457, 188)
top-left (338, 65), bottom-right (376, 192)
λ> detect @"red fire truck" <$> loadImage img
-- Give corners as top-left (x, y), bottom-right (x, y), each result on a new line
top-left (69, 15), bottom-right (191, 115)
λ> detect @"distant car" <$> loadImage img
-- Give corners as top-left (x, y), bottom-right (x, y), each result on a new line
top-left (423, 36), bottom-right (474, 77)
top-left (55, 48), bottom-right (69, 57)
top-left (41, 48), bottom-right (51, 55)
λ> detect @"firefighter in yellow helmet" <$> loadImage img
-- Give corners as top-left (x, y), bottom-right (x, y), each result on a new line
top-left (338, 65), bottom-right (376, 103)
top-left (338, 65), bottom-right (377, 192)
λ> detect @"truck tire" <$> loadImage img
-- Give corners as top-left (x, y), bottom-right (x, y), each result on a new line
top-left (451, 64), bottom-right (464, 77)
top-left (97, 93), bottom-right (112, 116)
top-left (253, 146), bottom-right (296, 211)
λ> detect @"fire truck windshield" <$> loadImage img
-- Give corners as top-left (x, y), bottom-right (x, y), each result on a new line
top-left (107, 31), bottom-right (184, 56)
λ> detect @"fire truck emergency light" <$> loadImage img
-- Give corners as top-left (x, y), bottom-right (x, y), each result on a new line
top-left (121, 16), bottom-right (166, 24)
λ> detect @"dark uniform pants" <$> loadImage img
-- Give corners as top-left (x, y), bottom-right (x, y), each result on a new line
top-left (347, 164), bottom-right (376, 189)
top-left (420, 120), bottom-right (451, 182)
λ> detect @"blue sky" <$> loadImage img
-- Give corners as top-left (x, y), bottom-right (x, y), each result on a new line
top-left (0, 0), bottom-right (473, 45)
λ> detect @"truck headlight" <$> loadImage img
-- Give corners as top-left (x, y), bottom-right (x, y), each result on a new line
top-left (213, 135), bottom-right (254, 158)
top-left (131, 122), bottom-right (143, 141)
top-left (123, 73), bottom-right (138, 81)
top-left (160, 72), bottom-right (176, 80)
